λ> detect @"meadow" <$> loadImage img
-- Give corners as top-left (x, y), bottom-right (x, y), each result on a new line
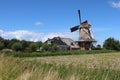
top-left (1, 52), bottom-right (120, 80)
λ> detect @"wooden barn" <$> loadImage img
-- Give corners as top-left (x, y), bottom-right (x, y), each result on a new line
top-left (45, 37), bottom-right (79, 50)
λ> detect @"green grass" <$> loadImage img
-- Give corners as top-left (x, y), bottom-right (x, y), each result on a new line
top-left (2, 50), bottom-right (116, 57)
top-left (1, 52), bottom-right (120, 80)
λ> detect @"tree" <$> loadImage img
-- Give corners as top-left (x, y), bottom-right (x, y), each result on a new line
top-left (42, 43), bottom-right (50, 51)
top-left (95, 44), bottom-right (102, 50)
top-left (8, 38), bottom-right (20, 48)
top-left (50, 44), bottom-right (58, 51)
top-left (42, 43), bottom-right (58, 52)
top-left (0, 42), bottom-right (4, 50)
top-left (3, 39), bottom-right (10, 48)
top-left (21, 40), bottom-right (29, 51)
top-left (0, 37), bottom-right (4, 42)
top-left (0, 37), bottom-right (5, 50)
top-left (12, 42), bottom-right (22, 51)
top-left (103, 38), bottom-right (120, 50)
top-left (36, 41), bottom-right (43, 48)
top-left (29, 43), bottom-right (38, 52)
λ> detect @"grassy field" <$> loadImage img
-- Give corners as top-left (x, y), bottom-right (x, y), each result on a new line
top-left (1, 52), bottom-right (120, 80)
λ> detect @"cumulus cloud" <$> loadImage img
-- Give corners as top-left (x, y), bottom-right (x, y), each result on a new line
top-left (0, 30), bottom-right (44, 42)
top-left (0, 29), bottom-right (78, 42)
top-left (35, 22), bottom-right (42, 26)
top-left (41, 32), bottom-right (78, 42)
top-left (110, 1), bottom-right (120, 8)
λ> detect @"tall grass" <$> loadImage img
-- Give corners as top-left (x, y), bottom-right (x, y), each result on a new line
top-left (1, 53), bottom-right (120, 80)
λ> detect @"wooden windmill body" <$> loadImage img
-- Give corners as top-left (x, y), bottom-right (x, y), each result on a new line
top-left (70, 10), bottom-right (96, 50)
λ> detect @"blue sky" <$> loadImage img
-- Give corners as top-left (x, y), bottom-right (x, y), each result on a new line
top-left (0, 0), bottom-right (120, 45)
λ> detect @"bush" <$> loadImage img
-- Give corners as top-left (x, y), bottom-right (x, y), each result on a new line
top-left (0, 42), bottom-right (4, 50)
top-left (29, 43), bottom-right (38, 52)
top-left (11, 42), bottom-right (22, 51)
top-left (3, 50), bottom-right (116, 57)
top-left (42, 43), bottom-right (50, 51)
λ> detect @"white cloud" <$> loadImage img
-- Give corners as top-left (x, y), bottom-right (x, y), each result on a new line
top-left (0, 29), bottom-right (78, 42)
top-left (110, 1), bottom-right (120, 8)
top-left (35, 22), bottom-right (42, 26)
top-left (0, 30), bottom-right (44, 42)
top-left (41, 32), bottom-right (78, 42)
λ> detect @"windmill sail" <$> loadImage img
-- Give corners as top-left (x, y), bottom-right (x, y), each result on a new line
top-left (70, 25), bottom-right (79, 32)
top-left (70, 10), bottom-right (81, 32)
top-left (78, 10), bottom-right (81, 24)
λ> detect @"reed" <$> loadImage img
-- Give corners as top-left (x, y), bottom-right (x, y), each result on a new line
top-left (0, 52), bottom-right (120, 80)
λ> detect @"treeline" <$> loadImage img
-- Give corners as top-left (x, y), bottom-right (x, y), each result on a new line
top-left (103, 37), bottom-right (120, 51)
top-left (94, 37), bottom-right (120, 51)
top-left (0, 36), bottom-right (120, 52)
top-left (0, 37), bottom-right (57, 52)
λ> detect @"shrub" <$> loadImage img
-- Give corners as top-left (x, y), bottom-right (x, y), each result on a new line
top-left (29, 43), bottom-right (38, 52)
top-left (0, 42), bottom-right (4, 50)
top-left (42, 43), bottom-right (50, 51)
top-left (11, 42), bottom-right (22, 51)
top-left (3, 50), bottom-right (116, 57)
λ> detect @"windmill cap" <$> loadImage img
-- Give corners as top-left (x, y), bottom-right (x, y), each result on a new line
top-left (81, 20), bottom-right (88, 24)
top-left (80, 20), bottom-right (91, 28)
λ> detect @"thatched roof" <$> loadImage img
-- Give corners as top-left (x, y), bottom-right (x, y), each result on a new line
top-left (45, 37), bottom-right (79, 48)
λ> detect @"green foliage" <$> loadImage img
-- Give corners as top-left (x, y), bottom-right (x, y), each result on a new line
top-left (8, 38), bottom-right (20, 49)
top-left (21, 40), bottom-right (29, 51)
top-left (42, 43), bottom-right (50, 51)
top-left (1, 36), bottom-right (120, 54)
top-left (3, 50), bottom-right (116, 57)
top-left (3, 39), bottom-right (10, 48)
top-left (36, 41), bottom-right (43, 48)
top-left (94, 44), bottom-right (102, 50)
top-left (29, 43), bottom-right (38, 52)
top-left (0, 36), bottom-right (45, 52)
top-left (0, 42), bottom-right (4, 50)
top-left (42, 43), bottom-right (58, 52)
top-left (11, 42), bottom-right (22, 51)
top-left (0, 37), bottom-right (5, 50)
top-left (103, 37), bottom-right (120, 51)
top-left (0, 37), bottom-right (4, 42)
top-left (50, 44), bottom-right (58, 51)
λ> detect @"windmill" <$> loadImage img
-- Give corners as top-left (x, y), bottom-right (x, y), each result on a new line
top-left (70, 10), bottom-right (96, 50)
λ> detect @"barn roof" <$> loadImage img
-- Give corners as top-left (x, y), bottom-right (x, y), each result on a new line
top-left (45, 37), bottom-right (79, 48)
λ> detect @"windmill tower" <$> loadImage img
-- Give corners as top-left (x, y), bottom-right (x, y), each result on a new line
top-left (70, 10), bottom-right (96, 50)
